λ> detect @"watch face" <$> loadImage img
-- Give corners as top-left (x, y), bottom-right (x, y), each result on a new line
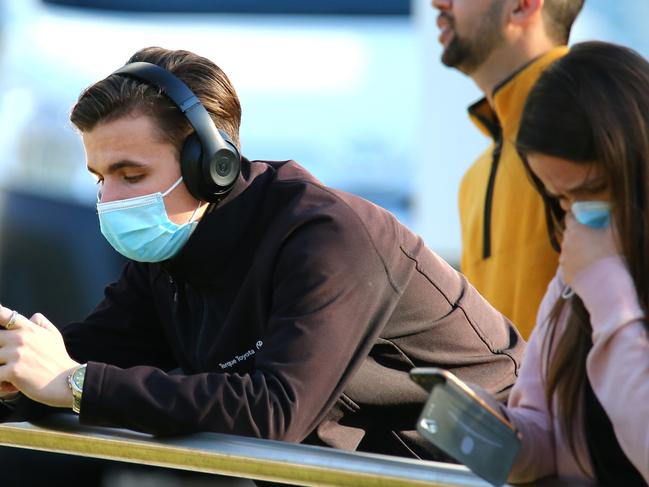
top-left (72, 365), bottom-right (86, 391)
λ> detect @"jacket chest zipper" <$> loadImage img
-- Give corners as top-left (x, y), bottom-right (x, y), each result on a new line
top-left (482, 134), bottom-right (503, 259)
top-left (168, 274), bottom-right (179, 303)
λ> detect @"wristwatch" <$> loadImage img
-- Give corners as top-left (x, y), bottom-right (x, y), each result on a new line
top-left (67, 364), bottom-right (87, 414)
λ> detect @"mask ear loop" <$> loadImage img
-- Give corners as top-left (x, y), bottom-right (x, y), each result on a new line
top-left (162, 176), bottom-right (184, 197)
top-left (163, 176), bottom-right (203, 225)
top-left (187, 200), bottom-right (202, 224)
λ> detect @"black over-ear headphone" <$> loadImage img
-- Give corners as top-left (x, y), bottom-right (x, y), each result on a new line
top-left (112, 62), bottom-right (241, 203)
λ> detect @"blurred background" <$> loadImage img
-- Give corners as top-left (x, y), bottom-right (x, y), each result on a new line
top-left (0, 0), bottom-right (646, 326)
top-left (0, 0), bottom-right (646, 485)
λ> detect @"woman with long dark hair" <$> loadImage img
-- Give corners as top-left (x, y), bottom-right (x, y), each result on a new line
top-left (507, 41), bottom-right (649, 485)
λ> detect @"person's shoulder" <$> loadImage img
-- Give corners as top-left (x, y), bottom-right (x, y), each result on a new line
top-left (256, 159), bottom-right (314, 182)
top-left (253, 159), bottom-right (341, 205)
top-left (260, 159), bottom-right (398, 226)
top-left (258, 159), bottom-right (414, 255)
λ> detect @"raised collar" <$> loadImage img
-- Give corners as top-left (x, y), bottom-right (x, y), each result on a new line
top-left (468, 46), bottom-right (569, 141)
top-left (160, 157), bottom-right (273, 286)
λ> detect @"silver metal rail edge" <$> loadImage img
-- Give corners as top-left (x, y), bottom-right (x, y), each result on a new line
top-left (0, 414), bottom-right (576, 487)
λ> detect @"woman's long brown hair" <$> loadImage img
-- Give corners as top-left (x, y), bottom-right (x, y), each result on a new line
top-left (516, 41), bottom-right (649, 470)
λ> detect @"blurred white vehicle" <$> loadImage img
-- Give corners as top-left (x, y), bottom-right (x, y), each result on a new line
top-left (0, 0), bottom-right (417, 323)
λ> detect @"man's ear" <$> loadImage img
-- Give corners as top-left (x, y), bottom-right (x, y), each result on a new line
top-left (509, 0), bottom-right (544, 27)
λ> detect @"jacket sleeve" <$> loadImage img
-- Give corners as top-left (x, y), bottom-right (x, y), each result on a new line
top-left (78, 214), bottom-right (401, 439)
top-left (573, 256), bottom-right (649, 484)
top-left (62, 261), bottom-right (176, 370)
top-left (506, 276), bottom-right (562, 483)
top-left (0, 261), bottom-right (177, 423)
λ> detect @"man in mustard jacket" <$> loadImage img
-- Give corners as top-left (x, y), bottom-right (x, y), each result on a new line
top-left (431, 0), bottom-right (585, 338)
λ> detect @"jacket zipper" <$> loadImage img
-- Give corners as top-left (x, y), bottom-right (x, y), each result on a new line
top-left (482, 131), bottom-right (503, 259)
top-left (168, 273), bottom-right (179, 303)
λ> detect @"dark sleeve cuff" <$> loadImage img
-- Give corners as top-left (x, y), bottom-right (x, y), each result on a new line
top-left (77, 361), bottom-right (109, 426)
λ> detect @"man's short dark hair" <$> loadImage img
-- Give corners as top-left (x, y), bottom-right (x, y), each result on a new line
top-left (71, 47), bottom-right (242, 153)
top-left (543, 0), bottom-right (586, 44)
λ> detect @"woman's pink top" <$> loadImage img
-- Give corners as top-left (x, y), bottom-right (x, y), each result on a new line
top-left (506, 255), bottom-right (649, 484)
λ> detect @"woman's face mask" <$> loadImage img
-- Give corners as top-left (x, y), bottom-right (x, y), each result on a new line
top-left (571, 201), bottom-right (611, 229)
top-left (96, 177), bottom-right (200, 262)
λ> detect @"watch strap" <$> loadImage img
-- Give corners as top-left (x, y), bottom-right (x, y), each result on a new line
top-left (67, 364), bottom-right (87, 414)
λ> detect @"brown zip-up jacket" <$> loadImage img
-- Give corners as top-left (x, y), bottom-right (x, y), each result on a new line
top-left (3, 158), bottom-right (524, 459)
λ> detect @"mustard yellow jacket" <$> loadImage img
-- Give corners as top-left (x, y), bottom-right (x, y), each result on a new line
top-left (459, 48), bottom-right (567, 339)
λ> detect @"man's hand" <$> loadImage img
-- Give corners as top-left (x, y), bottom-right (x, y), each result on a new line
top-left (560, 212), bottom-right (619, 285)
top-left (0, 307), bottom-right (79, 408)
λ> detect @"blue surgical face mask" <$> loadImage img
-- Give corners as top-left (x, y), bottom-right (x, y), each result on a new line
top-left (97, 177), bottom-right (200, 262)
top-left (571, 201), bottom-right (611, 229)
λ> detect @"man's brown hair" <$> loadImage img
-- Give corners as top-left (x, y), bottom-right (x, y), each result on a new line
top-left (70, 47), bottom-right (242, 155)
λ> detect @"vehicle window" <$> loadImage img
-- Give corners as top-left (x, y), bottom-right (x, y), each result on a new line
top-left (42, 0), bottom-right (410, 15)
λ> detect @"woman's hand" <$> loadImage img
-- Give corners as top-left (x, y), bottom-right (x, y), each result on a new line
top-left (0, 307), bottom-right (79, 408)
top-left (560, 213), bottom-right (620, 285)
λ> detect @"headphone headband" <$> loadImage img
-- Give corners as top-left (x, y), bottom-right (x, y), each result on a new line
top-left (111, 61), bottom-right (240, 202)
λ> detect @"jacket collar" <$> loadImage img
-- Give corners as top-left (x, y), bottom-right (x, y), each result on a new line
top-left (468, 46), bottom-right (569, 141)
top-left (160, 157), bottom-right (272, 286)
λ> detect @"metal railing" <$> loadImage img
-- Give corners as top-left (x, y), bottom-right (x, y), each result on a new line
top-left (0, 414), bottom-right (575, 487)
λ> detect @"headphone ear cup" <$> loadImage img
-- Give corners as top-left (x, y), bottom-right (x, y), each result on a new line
top-left (180, 133), bottom-right (204, 200)
top-left (208, 129), bottom-right (240, 191)
top-left (181, 131), bottom-right (241, 203)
